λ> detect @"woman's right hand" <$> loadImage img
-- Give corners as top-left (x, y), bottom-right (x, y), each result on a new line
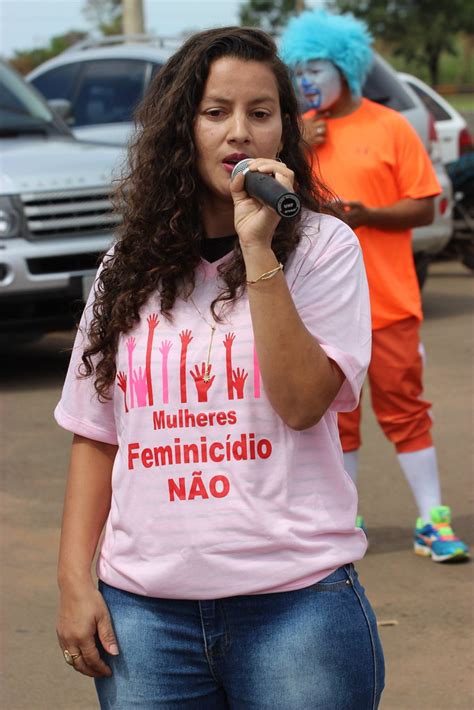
top-left (57, 579), bottom-right (119, 678)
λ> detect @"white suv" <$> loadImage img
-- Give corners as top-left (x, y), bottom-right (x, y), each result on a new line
top-left (28, 35), bottom-right (179, 146)
top-left (28, 35), bottom-right (453, 286)
top-left (398, 72), bottom-right (473, 164)
top-left (0, 60), bottom-right (122, 340)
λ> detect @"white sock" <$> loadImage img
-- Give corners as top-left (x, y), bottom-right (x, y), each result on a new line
top-left (397, 446), bottom-right (442, 523)
top-left (343, 450), bottom-right (359, 485)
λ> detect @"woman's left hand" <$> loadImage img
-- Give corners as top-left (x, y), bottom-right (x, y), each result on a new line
top-left (230, 158), bottom-right (296, 251)
top-left (341, 201), bottom-right (372, 229)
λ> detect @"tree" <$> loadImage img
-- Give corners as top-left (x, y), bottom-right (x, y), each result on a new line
top-left (7, 0), bottom-right (123, 74)
top-left (82, 0), bottom-right (123, 36)
top-left (9, 31), bottom-right (87, 74)
top-left (239, 0), bottom-right (307, 35)
top-left (327, 0), bottom-right (474, 85)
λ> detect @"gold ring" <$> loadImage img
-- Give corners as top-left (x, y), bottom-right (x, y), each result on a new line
top-left (63, 649), bottom-right (81, 666)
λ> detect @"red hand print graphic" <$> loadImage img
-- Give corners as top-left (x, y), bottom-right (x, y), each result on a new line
top-left (179, 330), bottom-right (193, 403)
top-left (223, 332), bottom-right (236, 400)
top-left (190, 363), bottom-right (215, 402)
top-left (232, 367), bottom-right (248, 399)
top-left (146, 314), bottom-right (159, 406)
top-left (117, 371), bottom-right (129, 413)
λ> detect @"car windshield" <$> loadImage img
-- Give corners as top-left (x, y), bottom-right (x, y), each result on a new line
top-left (0, 62), bottom-right (55, 133)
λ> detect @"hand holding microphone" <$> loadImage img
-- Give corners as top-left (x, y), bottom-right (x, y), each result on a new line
top-left (230, 157), bottom-right (300, 251)
top-left (231, 158), bottom-right (301, 218)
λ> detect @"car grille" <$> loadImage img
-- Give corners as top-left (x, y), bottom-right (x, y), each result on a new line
top-left (20, 186), bottom-right (121, 240)
top-left (26, 252), bottom-right (103, 275)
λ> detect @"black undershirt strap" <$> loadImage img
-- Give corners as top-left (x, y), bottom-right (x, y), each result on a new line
top-left (201, 234), bottom-right (237, 263)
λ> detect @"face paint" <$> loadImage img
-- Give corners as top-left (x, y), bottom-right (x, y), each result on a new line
top-left (295, 59), bottom-right (343, 112)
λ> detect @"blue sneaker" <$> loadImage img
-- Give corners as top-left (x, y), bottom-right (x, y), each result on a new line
top-left (356, 515), bottom-right (369, 548)
top-left (356, 515), bottom-right (367, 535)
top-left (414, 505), bottom-right (469, 562)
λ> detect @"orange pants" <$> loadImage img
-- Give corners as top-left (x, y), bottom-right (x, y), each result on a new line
top-left (338, 317), bottom-right (433, 454)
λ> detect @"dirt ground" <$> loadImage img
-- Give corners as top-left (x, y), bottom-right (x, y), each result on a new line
top-left (1, 260), bottom-right (473, 709)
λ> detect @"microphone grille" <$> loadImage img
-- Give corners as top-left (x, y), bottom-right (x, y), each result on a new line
top-left (231, 158), bottom-right (251, 180)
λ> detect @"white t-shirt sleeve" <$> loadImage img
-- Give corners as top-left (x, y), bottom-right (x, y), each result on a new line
top-left (54, 268), bottom-right (118, 445)
top-left (289, 216), bottom-right (371, 412)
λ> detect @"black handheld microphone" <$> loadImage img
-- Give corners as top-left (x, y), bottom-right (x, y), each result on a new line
top-left (231, 159), bottom-right (301, 218)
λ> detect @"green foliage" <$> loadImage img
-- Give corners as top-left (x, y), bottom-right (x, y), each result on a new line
top-left (447, 94), bottom-right (474, 113)
top-left (7, 1), bottom-right (124, 74)
top-left (386, 35), bottom-right (474, 87)
top-left (82, 0), bottom-right (122, 36)
top-left (9, 31), bottom-right (87, 74)
top-left (327, 0), bottom-right (474, 85)
top-left (239, 0), bottom-right (307, 34)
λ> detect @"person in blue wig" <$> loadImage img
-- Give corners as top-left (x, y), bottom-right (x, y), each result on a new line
top-left (281, 10), bottom-right (469, 563)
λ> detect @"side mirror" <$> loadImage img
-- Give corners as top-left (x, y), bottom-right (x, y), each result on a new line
top-left (47, 98), bottom-right (74, 125)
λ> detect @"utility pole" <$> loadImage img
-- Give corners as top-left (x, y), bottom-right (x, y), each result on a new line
top-left (122, 0), bottom-right (145, 35)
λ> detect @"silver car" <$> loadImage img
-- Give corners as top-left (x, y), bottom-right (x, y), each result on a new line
top-left (0, 60), bottom-right (122, 340)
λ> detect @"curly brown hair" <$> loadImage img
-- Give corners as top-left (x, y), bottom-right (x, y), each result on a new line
top-left (82, 26), bottom-right (338, 399)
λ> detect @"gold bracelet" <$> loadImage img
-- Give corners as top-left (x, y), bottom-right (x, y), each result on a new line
top-left (246, 262), bottom-right (284, 285)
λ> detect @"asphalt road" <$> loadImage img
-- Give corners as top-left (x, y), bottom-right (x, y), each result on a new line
top-left (1, 260), bottom-right (473, 710)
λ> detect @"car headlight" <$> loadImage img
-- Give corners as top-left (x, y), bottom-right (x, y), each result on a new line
top-left (0, 195), bottom-right (23, 238)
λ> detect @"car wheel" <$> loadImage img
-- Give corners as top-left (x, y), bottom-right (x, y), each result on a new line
top-left (0, 332), bottom-right (43, 348)
top-left (460, 242), bottom-right (474, 271)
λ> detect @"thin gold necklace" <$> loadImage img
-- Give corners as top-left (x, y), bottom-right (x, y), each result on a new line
top-left (188, 296), bottom-right (223, 382)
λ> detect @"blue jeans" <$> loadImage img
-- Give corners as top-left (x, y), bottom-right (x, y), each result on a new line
top-left (96, 564), bottom-right (384, 709)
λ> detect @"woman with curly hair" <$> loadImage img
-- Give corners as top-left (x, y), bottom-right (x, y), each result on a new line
top-left (55, 26), bottom-right (384, 709)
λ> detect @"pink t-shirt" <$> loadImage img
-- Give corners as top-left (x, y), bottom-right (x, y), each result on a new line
top-left (55, 211), bottom-right (371, 599)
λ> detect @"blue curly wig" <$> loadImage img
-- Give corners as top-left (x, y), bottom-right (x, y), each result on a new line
top-left (279, 10), bottom-right (373, 98)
